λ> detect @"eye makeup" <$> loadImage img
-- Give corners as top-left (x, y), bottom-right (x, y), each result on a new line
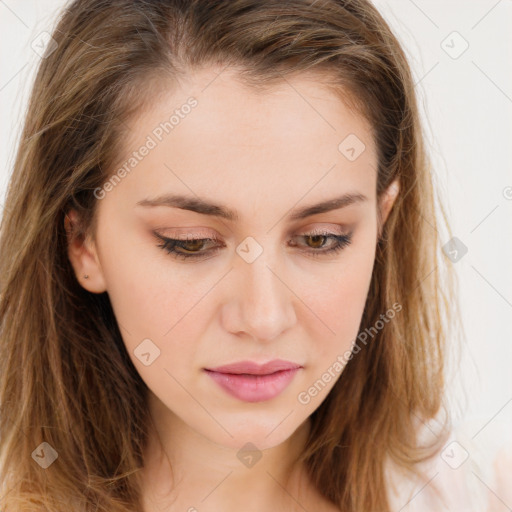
top-left (153, 228), bottom-right (354, 261)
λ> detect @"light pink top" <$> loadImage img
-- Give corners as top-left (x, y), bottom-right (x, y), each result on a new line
top-left (386, 423), bottom-right (512, 511)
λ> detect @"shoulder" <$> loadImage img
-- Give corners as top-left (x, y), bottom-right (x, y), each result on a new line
top-left (385, 423), bottom-right (512, 512)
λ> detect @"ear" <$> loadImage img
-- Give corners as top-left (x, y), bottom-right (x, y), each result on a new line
top-left (377, 179), bottom-right (400, 239)
top-left (64, 209), bottom-right (107, 293)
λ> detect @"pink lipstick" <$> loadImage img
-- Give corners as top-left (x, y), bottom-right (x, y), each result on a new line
top-left (204, 359), bottom-right (302, 403)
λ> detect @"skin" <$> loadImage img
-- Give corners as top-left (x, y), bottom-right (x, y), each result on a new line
top-left (66, 66), bottom-right (399, 512)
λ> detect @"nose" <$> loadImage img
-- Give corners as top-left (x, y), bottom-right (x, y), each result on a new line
top-left (221, 247), bottom-right (297, 342)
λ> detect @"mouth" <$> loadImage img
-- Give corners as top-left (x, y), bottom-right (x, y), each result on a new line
top-left (203, 359), bottom-right (303, 403)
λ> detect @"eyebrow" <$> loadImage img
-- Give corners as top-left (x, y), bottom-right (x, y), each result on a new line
top-left (136, 192), bottom-right (367, 221)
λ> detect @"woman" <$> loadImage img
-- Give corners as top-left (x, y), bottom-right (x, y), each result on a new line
top-left (0, 1), bottom-right (498, 511)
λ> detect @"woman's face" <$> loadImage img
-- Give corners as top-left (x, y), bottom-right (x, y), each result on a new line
top-left (68, 67), bottom-right (398, 451)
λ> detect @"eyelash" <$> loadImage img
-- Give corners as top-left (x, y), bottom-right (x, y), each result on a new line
top-left (154, 230), bottom-right (353, 261)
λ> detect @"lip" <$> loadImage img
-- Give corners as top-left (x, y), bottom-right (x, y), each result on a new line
top-left (206, 359), bottom-right (302, 375)
top-left (204, 359), bottom-right (303, 403)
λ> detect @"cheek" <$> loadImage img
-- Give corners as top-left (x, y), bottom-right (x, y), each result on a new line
top-left (105, 266), bottom-right (205, 359)
top-left (304, 242), bottom-right (376, 360)
top-left (99, 250), bottom-right (206, 409)
top-left (95, 225), bottom-right (206, 370)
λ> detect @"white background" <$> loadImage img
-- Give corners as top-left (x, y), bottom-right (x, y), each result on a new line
top-left (1, 0), bottom-right (511, 482)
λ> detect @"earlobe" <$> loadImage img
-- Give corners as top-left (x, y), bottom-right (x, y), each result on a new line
top-left (64, 209), bottom-right (107, 293)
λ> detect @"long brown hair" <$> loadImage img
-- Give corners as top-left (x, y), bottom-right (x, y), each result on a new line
top-left (0, 1), bottom-right (459, 510)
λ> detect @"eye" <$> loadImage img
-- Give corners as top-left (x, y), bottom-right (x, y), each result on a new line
top-left (154, 232), bottom-right (223, 260)
top-left (153, 229), bottom-right (353, 261)
top-left (290, 230), bottom-right (353, 259)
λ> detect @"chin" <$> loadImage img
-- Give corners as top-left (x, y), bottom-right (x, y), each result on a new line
top-left (198, 410), bottom-right (307, 451)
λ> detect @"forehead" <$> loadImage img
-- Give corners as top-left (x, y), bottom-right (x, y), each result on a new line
top-left (112, 67), bottom-right (378, 214)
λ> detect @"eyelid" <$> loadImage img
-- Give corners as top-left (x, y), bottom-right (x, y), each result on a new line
top-left (297, 224), bottom-right (348, 236)
top-left (155, 222), bottom-right (349, 238)
top-left (154, 227), bottom-right (218, 239)
top-left (152, 225), bottom-right (351, 252)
